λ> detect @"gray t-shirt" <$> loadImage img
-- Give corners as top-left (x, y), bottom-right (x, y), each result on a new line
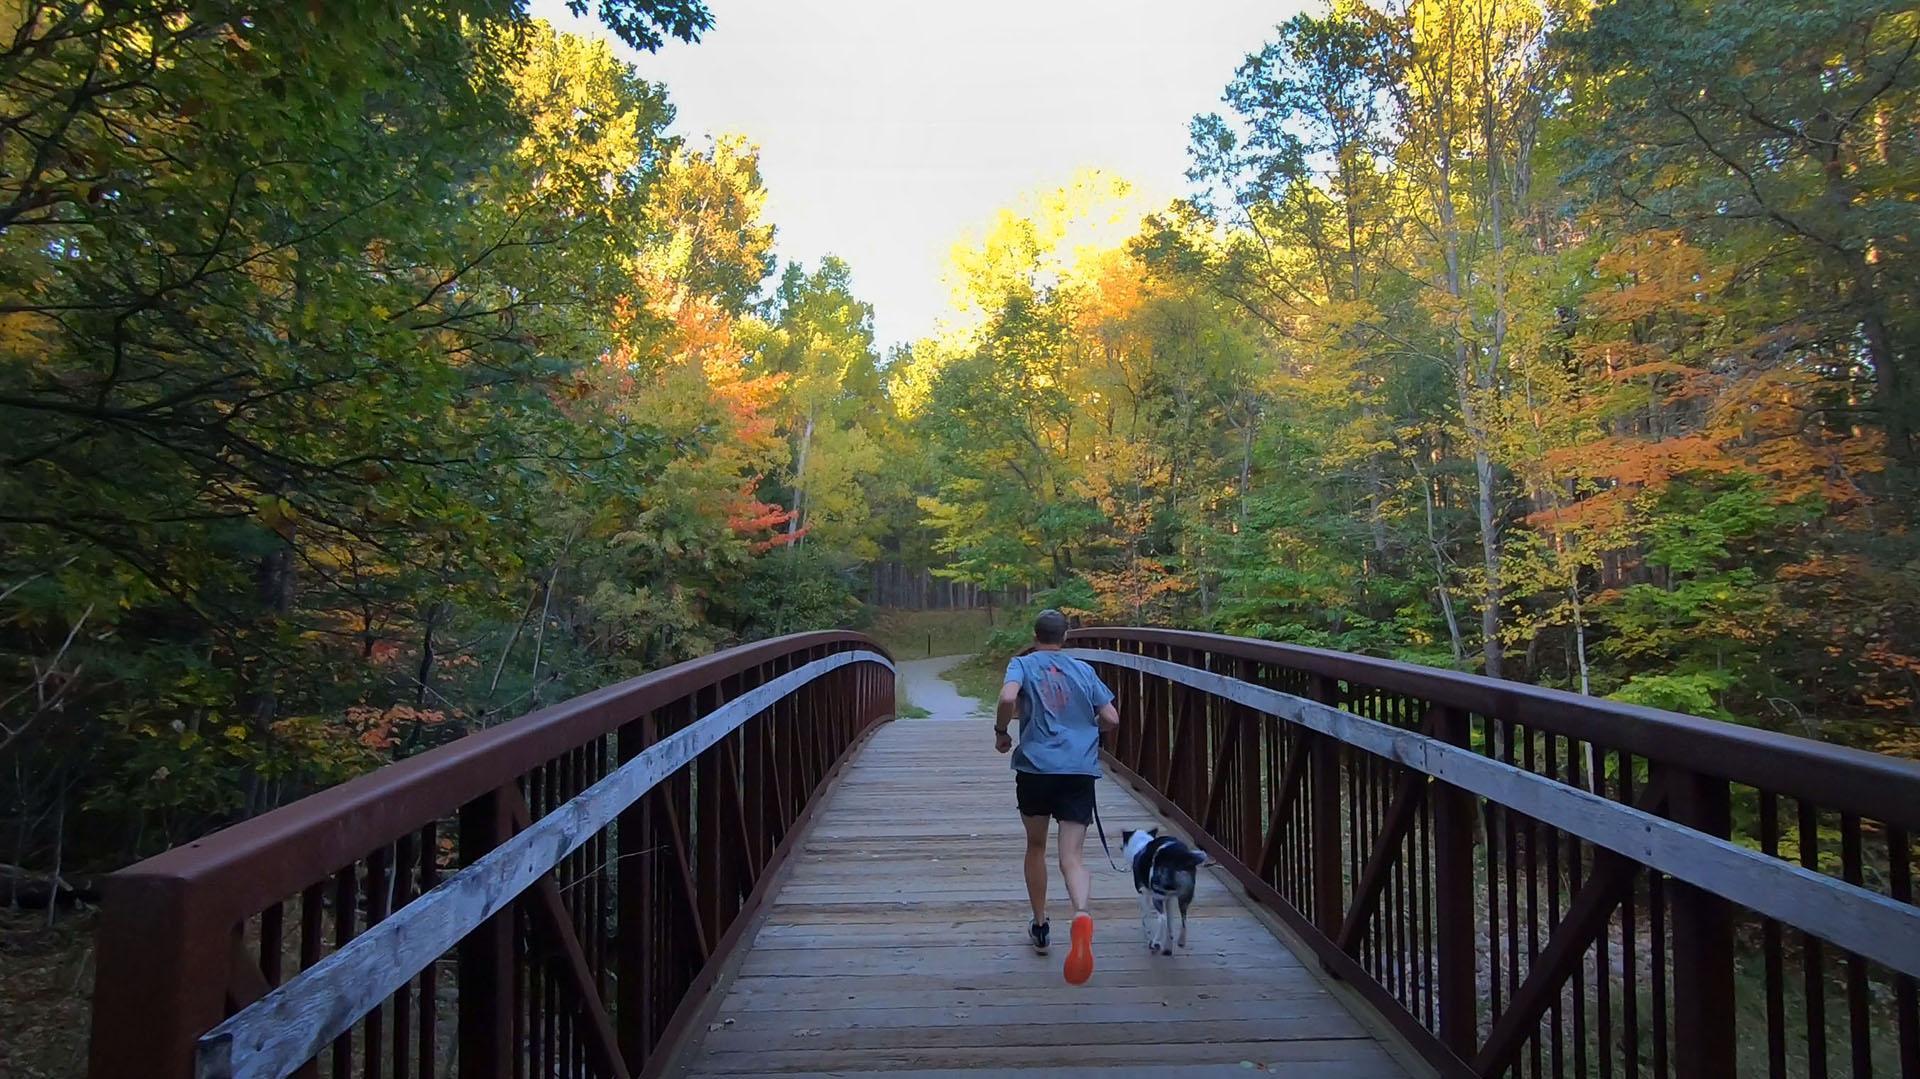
top-left (1005, 651), bottom-right (1114, 777)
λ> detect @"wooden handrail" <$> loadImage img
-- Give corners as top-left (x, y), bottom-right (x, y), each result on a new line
top-left (197, 651), bottom-right (890, 1079)
top-left (1072, 627), bottom-right (1920, 828)
top-left (104, 631), bottom-right (884, 921)
top-left (1069, 647), bottom-right (1920, 978)
top-left (90, 624), bottom-right (1920, 1079)
top-left (1069, 627), bottom-right (1920, 1078)
top-left (89, 632), bottom-right (896, 1079)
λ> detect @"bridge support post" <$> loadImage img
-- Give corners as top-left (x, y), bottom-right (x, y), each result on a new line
top-left (1666, 766), bottom-right (1737, 1076)
top-left (87, 875), bottom-right (229, 1079)
top-left (616, 715), bottom-right (655, 1070)
top-left (458, 786), bottom-right (517, 1079)
top-left (1432, 707), bottom-right (1479, 1062)
top-left (1307, 675), bottom-right (1345, 944)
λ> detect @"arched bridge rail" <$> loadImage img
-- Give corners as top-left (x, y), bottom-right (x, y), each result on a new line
top-left (88, 631), bottom-right (894, 1079)
top-left (1067, 627), bottom-right (1920, 1079)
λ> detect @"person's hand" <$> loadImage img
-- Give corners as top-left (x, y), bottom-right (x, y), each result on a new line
top-left (994, 728), bottom-right (1013, 754)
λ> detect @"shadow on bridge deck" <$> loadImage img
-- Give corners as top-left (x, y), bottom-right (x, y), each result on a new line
top-left (663, 718), bottom-right (1415, 1077)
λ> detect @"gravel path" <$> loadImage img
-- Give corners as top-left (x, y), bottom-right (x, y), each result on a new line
top-left (895, 654), bottom-right (986, 719)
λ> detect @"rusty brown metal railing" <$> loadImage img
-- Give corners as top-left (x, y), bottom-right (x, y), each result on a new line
top-left (89, 623), bottom-right (1920, 1079)
top-left (87, 631), bottom-right (895, 1079)
top-left (1068, 628), bottom-right (1920, 1079)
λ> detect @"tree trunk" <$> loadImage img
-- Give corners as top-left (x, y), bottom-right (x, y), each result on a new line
top-left (1570, 583), bottom-right (1591, 695)
top-left (415, 603), bottom-right (442, 708)
top-left (1423, 474), bottom-right (1467, 666)
top-left (1438, 216), bottom-right (1504, 678)
top-left (787, 412), bottom-right (815, 541)
top-left (1472, 442), bottom-right (1503, 679)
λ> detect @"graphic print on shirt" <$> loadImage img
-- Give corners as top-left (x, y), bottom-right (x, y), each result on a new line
top-left (1037, 661), bottom-right (1073, 717)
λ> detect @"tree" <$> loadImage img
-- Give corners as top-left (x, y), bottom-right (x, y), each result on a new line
top-left (0, 1), bottom-right (896, 872)
top-left (1563, 0), bottom-right (1919, 457)
top-left (755, 256), bottom-right (885, 555)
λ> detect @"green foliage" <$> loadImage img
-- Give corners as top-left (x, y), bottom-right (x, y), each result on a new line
top-left (754, 256), bottom-right (887, 557)
top-left (882, 0), bottom-right (1918, 769)
top-left (1609, 671), bottom-right (1739, 722)
top-left (3, 0), bottom-right (1913, 894)
top-left (726, 547), bottom-right (865, 639)
top-left (0, 1), bottom-right (891, 870)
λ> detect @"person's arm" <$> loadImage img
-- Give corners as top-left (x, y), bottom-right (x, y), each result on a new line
top-left (994, 683), bottom-right (1021, 753)
top-left (1089, 663), bottom-right (1119, 730)
top-left (994, 660), bottom-right (1022, 753)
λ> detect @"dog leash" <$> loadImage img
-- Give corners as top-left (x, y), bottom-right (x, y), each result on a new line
top-left (1092, 787), bottom-right (1123, 872)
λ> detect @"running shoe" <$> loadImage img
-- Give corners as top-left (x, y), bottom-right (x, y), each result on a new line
top-left (1064, 912), bottom-right (1095, 985)
top-left (1028, 919), bottom-right (1050, 954)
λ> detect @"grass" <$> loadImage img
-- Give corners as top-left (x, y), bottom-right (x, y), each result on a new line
top-left (946, 650), bottom-right (1012, 705)
top-left (897, 702), bottom-right (932, 719)
top-left (863, 607), bottom-right (997, 659)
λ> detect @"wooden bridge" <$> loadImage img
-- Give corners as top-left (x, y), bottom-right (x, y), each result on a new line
top-left (87, 629), bottom-right (1920, 1078)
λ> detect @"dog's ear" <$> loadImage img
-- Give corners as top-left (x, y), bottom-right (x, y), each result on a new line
top-left (1149, 826), bottom-right (1161, 837)
top-left (1120, 828), bottom-right (1136, 843)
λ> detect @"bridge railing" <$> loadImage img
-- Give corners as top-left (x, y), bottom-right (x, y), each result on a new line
top-left (1068, 627), bottom-right (1920, 1079)
top-left (88, 631), bottom-right (895, 1079)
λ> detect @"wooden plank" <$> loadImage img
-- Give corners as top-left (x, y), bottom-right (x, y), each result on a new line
top-left (686, 1038), bottom-right (1399, 1074)
top-left (731, 947), bottom-right (1307, 978)
top-left (707, 967), bottom-right (1341, 996)
top-left (640, 700), bottom-right (892, 1079)
top-left (743, 924), bottom-right (1287, 949)
top-left (671, 718), bottom-right (1410, 1078)
top-left (700, 997), bottom-right (1361, 1031)
top-left (687, 1065), bottom-right (1397, 1079)
top-left (716, 981), bottom-right (1338, 1011)
top-left (194, 650), bottom-right (892, 1079)
top-left (698, 1017), bottom-right (1365, 1052)
top-left (1067, 647), bottom-right (1920, 979)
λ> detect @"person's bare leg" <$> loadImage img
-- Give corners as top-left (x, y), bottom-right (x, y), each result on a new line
top-left (1057, 820), bottom-right (1092, 915)
top-left (1022, 814), bottom-right (1051, 926)
top-left (1059, 819), bottom-right (1097, 984)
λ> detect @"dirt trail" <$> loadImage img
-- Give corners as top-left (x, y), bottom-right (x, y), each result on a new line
top-left (895, 654), bottom-right (985, 719)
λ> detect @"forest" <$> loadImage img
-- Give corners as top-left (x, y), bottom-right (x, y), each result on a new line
top-left (0, 0), bottom-right (1915, 1043)
top-left (907, 0), bottom-right (1919, 751)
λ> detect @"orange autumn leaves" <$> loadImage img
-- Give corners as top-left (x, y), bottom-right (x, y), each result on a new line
top-left (1528, 231), bottom-right (1883, 536)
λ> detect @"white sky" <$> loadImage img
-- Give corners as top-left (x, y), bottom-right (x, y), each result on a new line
top-left (531, 0), bottom-right (1304, 348)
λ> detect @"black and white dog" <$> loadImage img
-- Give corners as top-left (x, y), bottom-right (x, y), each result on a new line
top-left (1120, 827), bottom-right (1209, 955)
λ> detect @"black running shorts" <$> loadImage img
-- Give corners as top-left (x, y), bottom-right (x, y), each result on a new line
top-left (1015, 771), bottom-right (1096, 824)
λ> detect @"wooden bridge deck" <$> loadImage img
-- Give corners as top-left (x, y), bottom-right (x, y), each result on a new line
top-left (669, 718), bottom-right (1413, 1078)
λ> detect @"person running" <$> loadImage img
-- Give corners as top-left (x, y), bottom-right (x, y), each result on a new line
top-left (993, 609), bottom-right (1120, 985)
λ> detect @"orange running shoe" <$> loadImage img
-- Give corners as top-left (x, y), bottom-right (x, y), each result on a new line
top-left (1063, 912), bottom-right (1095, 985)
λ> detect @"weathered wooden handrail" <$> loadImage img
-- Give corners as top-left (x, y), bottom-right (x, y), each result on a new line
top-left (89, 631), bottom-right (895, 1079)
top-left (1068, 627), bottom-right (1920, 1079)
